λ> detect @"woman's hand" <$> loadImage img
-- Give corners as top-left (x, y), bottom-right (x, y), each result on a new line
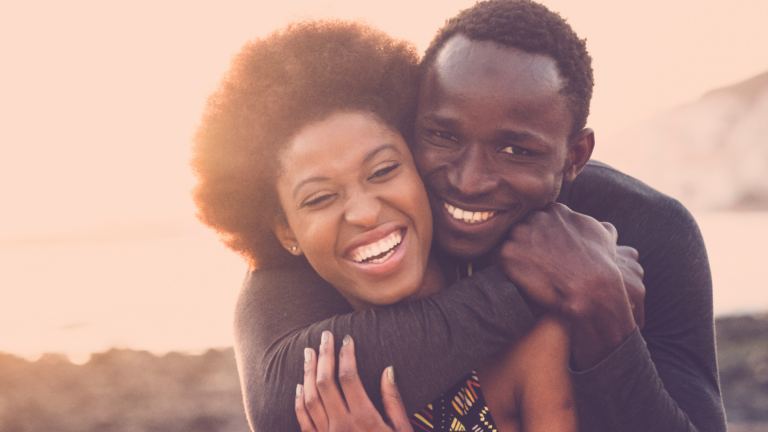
top-left (296, 332), bottom-right (413, 432)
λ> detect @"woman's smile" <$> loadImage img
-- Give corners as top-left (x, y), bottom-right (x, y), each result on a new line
top-left (345, 225), bottom-right (404, 264)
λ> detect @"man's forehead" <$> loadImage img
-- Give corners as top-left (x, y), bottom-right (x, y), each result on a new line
top-left (429, 35), bottom-right (563, 99)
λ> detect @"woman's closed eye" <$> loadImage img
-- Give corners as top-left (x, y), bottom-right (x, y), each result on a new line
top-left (299, 192), bottom-right (337, 209)
top-left (368, 162), bottom-right (401, 181)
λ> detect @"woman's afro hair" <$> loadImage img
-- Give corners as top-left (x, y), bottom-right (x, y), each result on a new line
top-left (191, 20), bottom-right (420, 269)
top-left (421, 0), bottom-right (594, 139)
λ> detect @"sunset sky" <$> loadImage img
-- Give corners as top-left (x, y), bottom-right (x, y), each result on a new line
top-left (1, 0), bottom-right (767, 359)
top-left (2, 0), bottom-right (767, 241)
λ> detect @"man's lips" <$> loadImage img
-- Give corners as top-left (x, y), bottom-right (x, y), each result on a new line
top-left (443, 202), bottom-right (498, 224)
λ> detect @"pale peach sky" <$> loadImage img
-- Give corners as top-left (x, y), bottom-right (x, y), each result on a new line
top-left (1, 0), bottom-right (767, 240)
top-left (1, 0), bottom-right (767, 358)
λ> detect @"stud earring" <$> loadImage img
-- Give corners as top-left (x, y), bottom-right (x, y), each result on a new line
top-left (289, 246), bottom-right (298, 252)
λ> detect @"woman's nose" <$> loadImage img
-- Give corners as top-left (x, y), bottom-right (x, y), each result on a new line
top-left (344, 191), bottom-right (381, 228)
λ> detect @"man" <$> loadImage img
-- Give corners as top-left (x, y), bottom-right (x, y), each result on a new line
top-left (234, 1), bottom-right (726, 430)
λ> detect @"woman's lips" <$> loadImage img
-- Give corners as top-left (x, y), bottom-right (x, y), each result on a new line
top-left (346, 228), bottom-right (410, 277)
top-left (350, 230), bottom-right (403, 263)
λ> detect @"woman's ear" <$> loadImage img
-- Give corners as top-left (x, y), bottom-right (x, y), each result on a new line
top-left (563, 128), bottom-right (595, 182)
top-left (272, 217), bottom-right (303, 256)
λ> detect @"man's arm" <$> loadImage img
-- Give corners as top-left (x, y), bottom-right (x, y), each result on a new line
top-left (569, 198), bottom-right (725, 432)
top-left (234, 262), bottom-right (536, 432)
top-left (554, 161), bottom-right (726, 432)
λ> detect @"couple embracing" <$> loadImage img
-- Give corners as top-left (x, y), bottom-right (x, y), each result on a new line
top-left (192, 1), bottom-right (726, 431)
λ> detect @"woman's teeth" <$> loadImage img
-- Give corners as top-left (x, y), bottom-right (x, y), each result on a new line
top-left (444, 203), bottom-right (495, 223)
top-left (352, 230), bottom-right (402, 263)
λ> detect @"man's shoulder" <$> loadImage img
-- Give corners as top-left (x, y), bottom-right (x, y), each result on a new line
top-left (564, 160), bottom-right (687, 218)
top-left (562, 160), bottom-right (700, 251)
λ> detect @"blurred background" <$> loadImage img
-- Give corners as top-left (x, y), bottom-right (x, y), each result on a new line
top-left (1, 0), bottom-right (767, 431)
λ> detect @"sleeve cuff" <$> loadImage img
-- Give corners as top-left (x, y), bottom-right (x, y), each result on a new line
top-left (569, 327), bottom-right (651, 393)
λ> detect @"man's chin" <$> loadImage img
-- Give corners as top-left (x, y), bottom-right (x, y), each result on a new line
top-left (435, 231), bottom-right (498, 262)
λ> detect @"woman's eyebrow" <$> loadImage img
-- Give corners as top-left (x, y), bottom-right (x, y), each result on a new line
top-left (292, 176), bottom-right (329, 199)
top-left (363, 143), bottom-right (400, 165)
top-left (292, 143), bottom-right (400, 199)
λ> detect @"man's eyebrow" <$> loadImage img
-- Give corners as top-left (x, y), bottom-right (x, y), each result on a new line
top-left (498, 129), bottom-right (535, 142)
top-left (420, 113), bottom-right (460, 129)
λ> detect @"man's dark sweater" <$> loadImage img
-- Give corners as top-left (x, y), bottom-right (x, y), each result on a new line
top-left (233, 161), bottom-right (727, 431)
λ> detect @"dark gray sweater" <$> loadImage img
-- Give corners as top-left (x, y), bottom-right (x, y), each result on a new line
top-left (233, 161), bottom-right (727, 431)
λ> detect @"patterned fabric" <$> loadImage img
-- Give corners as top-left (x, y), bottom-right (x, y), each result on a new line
top-left (410, 371), bottom-right (498, 432)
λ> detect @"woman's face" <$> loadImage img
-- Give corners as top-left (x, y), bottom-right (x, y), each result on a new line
top-left (274, 112), bottom-right (433, 310)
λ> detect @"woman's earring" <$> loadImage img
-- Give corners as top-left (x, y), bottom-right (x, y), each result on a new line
top-left (289, 246), bottom-right (298, 252)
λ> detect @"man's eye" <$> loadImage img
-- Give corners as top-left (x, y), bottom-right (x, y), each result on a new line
top-left (369, 162), bottom-right (400, 181)
top-left (432, 130), bottom-right (458, 142)
top-left (500, 145), bottom-right (530, 156)
top-left (300, 193), bottom-right (335, 208)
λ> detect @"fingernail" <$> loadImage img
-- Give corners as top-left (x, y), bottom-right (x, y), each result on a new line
top-left (342, 335), bottom-right (351, 346)
top-left (387, 366), bottom-right (395, 384)
top-left (321, 331), bottom-right (329, 343)
top-left (304, 348), bottom-right (311, 363)
top-left (296, 384), bottom-right (303, 397)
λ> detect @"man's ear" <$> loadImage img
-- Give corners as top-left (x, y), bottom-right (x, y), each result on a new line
top-left (272, 216), bottom-right (303, 256)
top-left (563, 128), bottom-right (595, 182)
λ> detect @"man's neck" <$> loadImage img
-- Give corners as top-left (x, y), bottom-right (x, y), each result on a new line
top-left (434, 249), bottom-right (494, 282)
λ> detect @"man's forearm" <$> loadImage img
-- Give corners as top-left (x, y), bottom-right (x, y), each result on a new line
top-left (572, 330), bottom-right (725, 432)
top-left (235, 264), bottom-right (535, 431)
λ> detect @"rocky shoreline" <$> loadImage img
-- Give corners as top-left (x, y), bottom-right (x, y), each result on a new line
top-left (2, 314), bottom-right (767, 431)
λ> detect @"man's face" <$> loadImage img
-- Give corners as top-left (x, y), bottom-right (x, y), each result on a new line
top-left (413, 35), bottom-right (585, 260)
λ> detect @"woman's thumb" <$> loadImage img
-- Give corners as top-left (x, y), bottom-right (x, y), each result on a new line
top-left (380, 367), bottom-right (413, 432)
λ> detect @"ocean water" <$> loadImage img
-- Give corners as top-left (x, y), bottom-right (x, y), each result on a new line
top-left (1, 212), bottom-right (766, 363)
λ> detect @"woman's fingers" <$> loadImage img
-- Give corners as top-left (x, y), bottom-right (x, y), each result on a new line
top-left (315, 331), bottom-right (349, 421)
top-left (295, 384), bottom-right (319, 432)
top-left (337, 336), bottom-right (377, 415)
top-left (298, 333), bottom-right (410, 432)
top-left (380, 367), bottom-right (414, 432)
top-left (303, 348), bottom-right (329, 432)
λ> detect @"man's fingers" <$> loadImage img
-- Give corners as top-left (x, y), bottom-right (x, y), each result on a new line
top-left (381, 367), bottom-right (414, 432)
top-left (303, 348), bottom-right (329, 432)
top-left (617, 245), bottom-right (645, 329)
top-left (601, 221), bottom-right (618, 243)
top-left (315, 331), bottom-right (348, 421)
top-left (295, 384), bottom-right (319, 432)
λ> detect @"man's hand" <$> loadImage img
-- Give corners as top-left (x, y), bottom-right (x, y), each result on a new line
top-left (495, 203), bottom-right (641, 370)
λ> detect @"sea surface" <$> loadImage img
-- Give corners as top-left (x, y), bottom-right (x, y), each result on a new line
top-left (1, 211), bottom-right (766, 363)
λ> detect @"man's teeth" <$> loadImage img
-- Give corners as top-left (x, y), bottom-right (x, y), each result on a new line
top-left (444, 203), bottom-right (494, 223)
top-left (352, 231), bottom-right (402, 263)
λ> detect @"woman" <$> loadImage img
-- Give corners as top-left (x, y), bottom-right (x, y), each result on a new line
top-left (192, 19), bottom-right (575, 432)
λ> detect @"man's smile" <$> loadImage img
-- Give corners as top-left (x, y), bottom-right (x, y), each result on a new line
top-left (443, 202), bottom-right (497, 224)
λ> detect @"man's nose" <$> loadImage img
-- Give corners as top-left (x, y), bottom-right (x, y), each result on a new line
top-left (344, 190), bottom-right (381, 228)
top-left (447, 145), bottom-right (498, 197)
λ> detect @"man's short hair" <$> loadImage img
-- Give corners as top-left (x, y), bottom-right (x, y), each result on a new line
top-left (421, 0), bottom-right (594, 139)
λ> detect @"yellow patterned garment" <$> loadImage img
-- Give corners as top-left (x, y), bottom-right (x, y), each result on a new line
top-left (410, 371), bottom-right (498, 432)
